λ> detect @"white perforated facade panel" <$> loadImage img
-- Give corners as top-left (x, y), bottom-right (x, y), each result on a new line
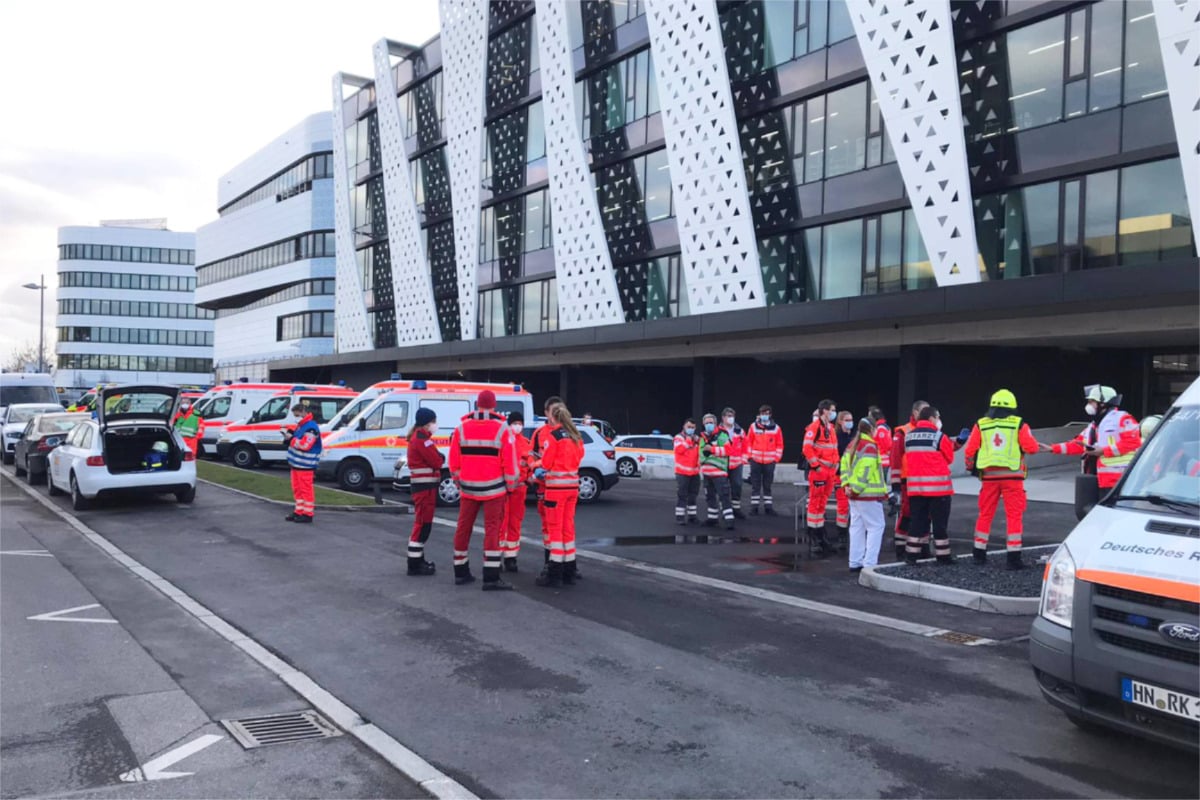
top-left (849, 0), bottom-right (981, 285)
top-left (1153, 0), bottom-right (1200, 237)
top-left (645, 0), bottom-right (766, 312)
top-left (535, 0), bottom-right (626, 329)
top-left (330, 74), bottom-right (373, 352)
top-left (373, 40), bottom-right (443, 345)
top-left (439, 0), bottom-right (489, 340)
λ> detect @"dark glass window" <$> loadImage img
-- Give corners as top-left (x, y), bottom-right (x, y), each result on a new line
top-left (1118, 160), bottom-right (1194, 265)
top-left (1123, 0), bottom-right (1168, 103)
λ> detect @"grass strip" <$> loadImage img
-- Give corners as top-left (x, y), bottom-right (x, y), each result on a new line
top-left (197, 460), bottom-right (377, 507)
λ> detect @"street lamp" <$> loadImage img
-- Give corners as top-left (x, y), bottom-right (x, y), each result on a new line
top-left (21, 275), bottom-right (46, 374)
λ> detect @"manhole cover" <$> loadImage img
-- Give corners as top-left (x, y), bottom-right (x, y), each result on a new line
top-left (931, 631), bottom-right (985, 645)
top-left (220, 710), bottom-right (342, 749)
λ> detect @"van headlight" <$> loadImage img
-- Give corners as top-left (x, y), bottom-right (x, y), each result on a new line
top-left (1039, 545), bottom-right (1076, 629)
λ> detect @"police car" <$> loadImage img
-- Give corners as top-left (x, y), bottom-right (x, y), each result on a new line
top-left (612, 433), bottom-right (675, 477)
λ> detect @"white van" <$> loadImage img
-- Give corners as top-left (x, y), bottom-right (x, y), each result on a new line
top-left (0, 372), bottom-right (59, 415)
top-left (194, 381), bottom-right (348, 456)
top-left (316, 380), bottom-right (534, 494)
top-left (1030, 376), bottom-right (1200, 751)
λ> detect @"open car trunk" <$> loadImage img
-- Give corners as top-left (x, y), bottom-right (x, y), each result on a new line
top-left (103, 426), bottom-right (182, 474)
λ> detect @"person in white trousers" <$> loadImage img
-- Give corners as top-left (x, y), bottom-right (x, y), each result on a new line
top-left (839, 419), bottom-right (888, 573)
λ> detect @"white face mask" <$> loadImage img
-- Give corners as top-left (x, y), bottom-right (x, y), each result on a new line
top-left (427, 422), bottom-right (438, 435)
top-left (684, 426), bottom-right (696, 435)
top-left (723, 416), bottom-right (734, 427)
top-left (843, 421), bottom-right (853, 431)
top-left (1084, 403), bottom-right (1097, 416)
top-left (510, 423), bottom-right (523, 435)
top-left (935, 419), bottom-right (943, 431)
top-left (759, 415), bottom-right (770, 425)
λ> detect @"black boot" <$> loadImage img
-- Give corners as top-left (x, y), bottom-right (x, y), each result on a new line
top-left (676, 515), bottom-right (686, 526)
top-left (294, 515), bottom-right (313, 524)
top-left (482, 565), bottom-right (513, 590)
top-left (732, 509), bottom-right (747, 520)
top-left (836, 525), bottom-right (849, 554)
top-left (764, 506), bottom-right (778, 516)
top-left (1006, 551), bottom-right (1025, 570)
top-left (535, 561), bottom-right (562, 588)
top-left (688, 516), bottom-right (699, 525)
top-left (407, 557), bottom-right (436, 576)
top-left (919, 541), bottom-right (932, 559)
top-left (543, 548), bottom-right (551, 564)
top-left (809, 527), bottom-right (830, 558)
top-left (973, 548), bottom-right (988, 565)
top-left (454, 563), bottom-right (475, 585)
top-left (704, 518), bottom-right (718, 527)
top-left (936, 555), bottom-right (956, 566)
top-left (284, 512), bottom-right (299, 522)
top-left (503, 557), bottom-right (519, 573)
top-left (561, 560), bottom-right (577, 586)
top-left (894, 544), bottom-right (907, 561)
top-left (750, 506), bottom-right (759, 516)
top-left (904, 551), bottom-right (920, 566)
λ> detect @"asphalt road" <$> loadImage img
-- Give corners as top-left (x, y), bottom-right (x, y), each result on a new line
top-left (2, 466), bottom-right (1197, 799)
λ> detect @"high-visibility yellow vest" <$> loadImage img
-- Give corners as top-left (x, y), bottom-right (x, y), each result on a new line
top-left (976, 416), bottom-right (1022, 471)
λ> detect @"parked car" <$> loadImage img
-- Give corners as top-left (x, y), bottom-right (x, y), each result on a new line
top-left (2, 403), bottom-right (68, 464)
top-left (612, 433), bottom-right (676, 477)
top-left (12, 412), bottom-right (90, 484)
top-left (47, 385), bottom-right (197, 510)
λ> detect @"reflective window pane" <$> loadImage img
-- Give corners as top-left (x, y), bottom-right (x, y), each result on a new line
top-left (1006, 16), bottom-right (1065, 131)
top-left (821, 218), bottom-right (862, 299)
top-left (824, 82), bottom-right (867, 178)
top-left (1118, 159), bottom-right (1195, 265)
top-left (1123, 0), bottom-right (1168, 103)
top-left (1084, 169), bottom-right (1119, 269)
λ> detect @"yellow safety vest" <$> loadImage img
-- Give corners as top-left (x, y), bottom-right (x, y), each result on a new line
top-left (976, 416), bottom-right (1022, 471)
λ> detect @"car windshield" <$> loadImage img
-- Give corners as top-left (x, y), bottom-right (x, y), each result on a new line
top-left (1, 386), bottom-right (58, 406)
top-left (9, 405), bottom-right (61, 423)
top-left (103, 390), bottom-right (175, 418)
top-left (1110, 405), bottom-right (1200, 510)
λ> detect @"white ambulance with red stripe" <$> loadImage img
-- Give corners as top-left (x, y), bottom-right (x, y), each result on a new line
top-left (214, 385), bottom-right (358, 468)
top-left (1031, 376), bottom-right (1200, 750)
top-left (316, 379), bottom-right (533, 497)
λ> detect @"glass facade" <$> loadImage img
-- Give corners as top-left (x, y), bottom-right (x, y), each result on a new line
top-left (213, 279), bottom-right (335, 317)
top-left (58, 298), bottom-right (215, 320)
top-left (58, 243), bottom-right (194, 265)
top-left (57, 326), bottom-right (214, 347)
top-left (478, 277), bottom-right (557, 338)
top-left (277, 310), bottom-right (336, 340)
top-left (196, 231), bottom-right (335, 286)
top-left (218, 152), bottom-right (334, 216)
top-left (57, 354), bottom-right (213, 373)
top-left (60, 271), bottom-right (196, 292)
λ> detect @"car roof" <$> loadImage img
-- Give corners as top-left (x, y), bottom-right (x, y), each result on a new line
top-left (1174, 376), bottom-right (1200, 408)
top-left (7, 402), bottom-right (63, 410)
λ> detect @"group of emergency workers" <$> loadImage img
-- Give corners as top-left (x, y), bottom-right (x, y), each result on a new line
top-left (672, 385), bottom-right (1144, 573)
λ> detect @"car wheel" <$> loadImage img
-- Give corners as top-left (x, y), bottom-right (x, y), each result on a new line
top-left (436, 474), bottom-right (461, 508)
top-left (14, 458), bottom-right (26, 478)
top-left (70, 473), bottom-right (90, 511)
top-left (47, 470), bottom-right (63, 496)
top-left (336, 459), bottom-right (371, 492)
top-left (578, 469), bottom-right (602, 504)
top-left (2, 452), bottom-right (12, 465)
top-left (230, 443), bottom-right (259, 469)
top-left (176, 485), bottom-right (196, 504)
top-left (27, 469), bottom-right (44, 486)
top-left (616, 457), bottom-right (638, 478)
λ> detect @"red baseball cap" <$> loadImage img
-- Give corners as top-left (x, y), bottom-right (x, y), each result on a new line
top-left (477, 389), bottom-right (497, 409)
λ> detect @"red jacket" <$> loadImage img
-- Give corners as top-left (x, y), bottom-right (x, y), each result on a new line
top-left (802, 419), bottom-right (839, 476)
top-left (890, 418), bottom-right (918, 482)
top-left (746, 422), bottom-right (784, 464)
top-left (903, 420), bottom-right (955, 496)
top-left (541, 427), bottom-right (584, 491)
top-left (673, 430), bottom-right (700, 476)
top-left (1052, 409), bottom-right (1141, 488)
top-left (874, 419), bottom-right (892, 470)
top-left (724, 425), bottom-right (747, 469)
top-left (407, 428), bottom-right (445, 492)
top-left (513, 429), bottom-right (535, 482)
top-left (448, 411), bottom-right (519, 500)
top-left (531, 423), bottom-right (557, 486)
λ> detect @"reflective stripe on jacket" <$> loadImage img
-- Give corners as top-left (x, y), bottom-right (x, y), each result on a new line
top-left (902, 421), bottom-right (955, 495)
top-left (840, 434), bottom-right (888, 500)
top-left (448, 411), bottom-right (519, 500)
top-left (674, 431), bottom-right (700, 475)
top-left (541, 427), bottom-right (584, 490)
top-left (1051, 409), bottom-right (1141, 488)
top-left (746, 422), bottom-right (784, 464)
top-left (802, 420), bottom-right (839, 473)
top-left (874, 421), bottom-right (891, 470)
top-left (407, 428), bottom-right (445, 492)
top-left (700, 429), bottom-right (731, 477)
top-left (287, 415), bottom-right (323, 470)
top-left (725, 425), bottom-right (746, 468)
top-left (964, 416), bottom-right (1040, 480)
top-left (173, 410), bottom-right (199, 438)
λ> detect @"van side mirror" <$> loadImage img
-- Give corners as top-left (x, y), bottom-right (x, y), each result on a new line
top-left (357, 418), bottom-right (367, 431)
top-left (248, 413), bottom-right (259, 424)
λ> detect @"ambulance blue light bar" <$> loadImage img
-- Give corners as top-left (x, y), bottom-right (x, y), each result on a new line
top-left (412, 380), bottom-right (427, 390)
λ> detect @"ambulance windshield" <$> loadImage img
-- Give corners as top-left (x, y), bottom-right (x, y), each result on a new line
top-left (1109, 406), bottom-right (1200, 513)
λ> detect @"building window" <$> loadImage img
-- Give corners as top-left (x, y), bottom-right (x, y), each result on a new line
top-left (58, 244), bottom-right (194, 265)
top-left (57, 298), bottom-right (215, 320)
top-left (566, 0), bottom-right (646, 52)
top-left (56, 354), bottom-right (213, 374)
top-left (194, 231), bottom-right (335, 287)
top-left (57, 326), bottom-right (213, 347)
top-left (577, 48), bottom-right (659, 144)
top-left (58, 271), bottom-right (196, 291)
top-left (478, 278), bottom-right (557, 338)
top-left (277, 310), bottom-right (336, 341)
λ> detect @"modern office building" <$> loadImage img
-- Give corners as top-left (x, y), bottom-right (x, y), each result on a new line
top-left (56, 220), bottom-right (213, 393)
top-left (278, 0), bottom-right (1198, 444)
top-left (195, 113), bottom-right (336, 382)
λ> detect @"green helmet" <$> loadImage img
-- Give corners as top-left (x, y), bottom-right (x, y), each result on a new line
top-left (1084, 385), bottom-right (1120, 404)
top-left (989, 389), bottom-right (1017, 409)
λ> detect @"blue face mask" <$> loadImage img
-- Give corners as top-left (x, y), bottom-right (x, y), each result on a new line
top-left (684, 426), bottom-right (696, 435)
top-left (759, 415), bottom-right (770, 424)
top-left (704, 422), bottom-right (715, 433)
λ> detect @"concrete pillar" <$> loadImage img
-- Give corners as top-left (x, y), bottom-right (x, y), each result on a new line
top-left (692, 357), bottom-right (715, 423)
top-left (896, 346), bottom-right (930, 423)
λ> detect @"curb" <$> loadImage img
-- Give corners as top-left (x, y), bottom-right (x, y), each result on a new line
top-left (858, 545), bottom-right (1057, 615)
top-left (1, 470), bottom-right (471, 799)
top-left (197, 479), bottom-right (411, 514)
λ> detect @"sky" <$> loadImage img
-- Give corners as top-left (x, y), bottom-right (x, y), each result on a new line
top-left (0, 0), bottom-right (441, 367)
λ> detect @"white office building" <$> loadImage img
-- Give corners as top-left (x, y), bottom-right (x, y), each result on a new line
top-left (195, 113), bottom-right (336, 383)
top-left (56, 220), bottom-right (213, 393)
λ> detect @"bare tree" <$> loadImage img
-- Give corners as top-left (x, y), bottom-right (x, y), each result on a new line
top-left (2, 340), bottom-right (54, 374)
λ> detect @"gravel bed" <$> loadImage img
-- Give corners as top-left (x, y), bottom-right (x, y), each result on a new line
top-left (881, 549), bottom-right (1054, 597)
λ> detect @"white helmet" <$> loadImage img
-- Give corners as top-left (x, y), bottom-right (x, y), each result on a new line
top-left (1140, 414), bottom-right (1163, 440)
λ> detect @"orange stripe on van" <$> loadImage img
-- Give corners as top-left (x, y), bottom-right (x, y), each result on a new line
top-left (1076, 569), bottom-right (1200, 604)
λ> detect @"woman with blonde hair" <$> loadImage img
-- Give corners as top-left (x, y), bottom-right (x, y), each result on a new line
top-left (533, 404), bottom-right (585, 587)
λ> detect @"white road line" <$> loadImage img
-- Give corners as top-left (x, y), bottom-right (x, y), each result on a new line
top-left (119, 733), bottom-right (223, 782)
top-left (27, 603), bottom-right (119, 624)
top-left (1, 472), bottom-right (478, 800)
top-left (0, 549), bottom-right (55, 557)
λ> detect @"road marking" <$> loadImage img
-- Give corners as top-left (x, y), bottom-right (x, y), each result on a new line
top-left (0, 469), bottom-right (478, 800)
top-left (27, 603), bottom-right (118, 624)
top-left (119, 733), bottom-right (223, 782)
top-left (0, 549), bottom-right (54, 557)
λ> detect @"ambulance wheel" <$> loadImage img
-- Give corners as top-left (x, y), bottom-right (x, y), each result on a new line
top-left (436, 474), bottom-right (461, 508)
top-left (578, 469), bottom-right (602, 504)
top-left (230, 443), bottom-right (259, 469)
top-left (337, 459), bottom-right (371, 492)
top-left (616, 457), bottom-right (638, 478)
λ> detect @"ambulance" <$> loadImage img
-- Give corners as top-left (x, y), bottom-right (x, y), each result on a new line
top-left (215, 385), bottom-right (358, 468)
top-left (193, 380), bottom-right (350, 456)
top-left (1030, 376), bottom-right (1200, 751)
top-left (316, 380), bottom-right (534, 495)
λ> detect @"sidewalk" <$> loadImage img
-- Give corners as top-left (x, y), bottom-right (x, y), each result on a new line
top-left (953, 463), bottom-right (1078, 505)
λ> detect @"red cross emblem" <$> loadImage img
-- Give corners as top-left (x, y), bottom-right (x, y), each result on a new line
top-left (992, 432), bottom-right (1004, 448)
top-left (637, 454), bottom-right (646, 463)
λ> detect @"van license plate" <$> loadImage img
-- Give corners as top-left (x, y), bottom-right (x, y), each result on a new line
top-left (1122, 678), bottom-right (1200, 722)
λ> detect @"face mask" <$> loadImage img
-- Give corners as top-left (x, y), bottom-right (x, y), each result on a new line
top-left (759, 415), bottom-right (770, 425)
top-left (843, 421), bottom-right (853, 431)
top-left (685, 426), bottom-right (696, 435)
top-left (510, 423), bottom-right (523, 435)
top-left (935, 419), bottom-right (943, 431)
top-left (428, 422), bottom-right (439, 435)
top-left (704, 422), bottom-right (715, 433)
top-left (723, 416), bottom-right (734, 426)
top-left (1084, 403), bottom-right (1097, 416)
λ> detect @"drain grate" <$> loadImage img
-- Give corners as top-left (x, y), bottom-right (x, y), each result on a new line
top-left (221, 710), bottom-right (342, 749)
top-left (931, 630), bottom-right (985, 645)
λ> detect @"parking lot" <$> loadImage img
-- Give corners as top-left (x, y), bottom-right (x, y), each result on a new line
top-left (2, 464), bottom-right (1198, 799)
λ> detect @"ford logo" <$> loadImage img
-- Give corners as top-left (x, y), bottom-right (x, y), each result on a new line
top-left (1158, 622), bottom-right (1200, 648)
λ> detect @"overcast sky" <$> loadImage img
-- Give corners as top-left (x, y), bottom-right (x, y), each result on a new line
top-left (0, 0), bottom-right (441, 367)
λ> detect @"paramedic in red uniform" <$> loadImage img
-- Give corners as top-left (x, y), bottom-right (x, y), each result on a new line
top-left (448, 390), bottom-right (519, 591)
top-left (532, 395), bottom-right (564, 563)
top-left (284, 403), bottom-right (321, 524)
top-left (673, 418), bottom-right (701, 524)
top-left (535, 405), bottom-right (585, 588)
top-left (406, 407), bottom-right (443, 576)
top-left (746, 405), bottom-right (784, 515)
top-left (890, 400), bottom-right (929, 560)
top-left (722, 407), bottom-right (747, 518)
top-left (1043, 385), bottom-right (1141, 491)
top-left (903, 406), bottom-right (956, 565)
top-left (501, 411), bottom-right (534, 572)
top-left (802, 399), bottom-right (840, 557)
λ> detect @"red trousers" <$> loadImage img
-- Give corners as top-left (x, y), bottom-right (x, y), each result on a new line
top-left (543, 489), bottom-right (578, 563)
top-left (834, 478), bottom-right (850, 528)
top-left (290, 469), bottom-right (314, 517)
top-left (453, 495), bottom-right (505, 572)
top-left (501, 484), bottom-right (527, 558)
top-left (974, 479), bottom-right (1027, 552)
top-left (183, 436), bottom-right (200, 456)
top-left (408, 490), bottom-right (436, 559)
top-left (806, 467), bottom-right (835, 528)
